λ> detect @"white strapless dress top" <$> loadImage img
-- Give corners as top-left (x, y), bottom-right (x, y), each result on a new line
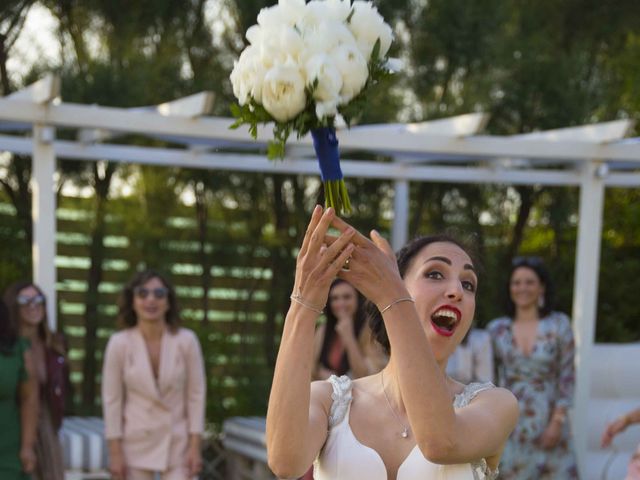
top-left (314, 375), bottom-right (499, 480)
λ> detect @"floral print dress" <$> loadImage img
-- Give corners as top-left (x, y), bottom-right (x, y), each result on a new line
top-left (487, 312), bottom-right (579, 479)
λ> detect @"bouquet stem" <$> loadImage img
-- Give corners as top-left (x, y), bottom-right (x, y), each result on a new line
top-left (311, 127), bottom-right (352, 215)
top-left (324, 179), bottom-right (352, 215)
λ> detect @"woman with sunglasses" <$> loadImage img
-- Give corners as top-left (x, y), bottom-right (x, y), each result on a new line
top-left (3, 282), bottom-right (68, 480)
top-left (487, 258), bottom-right (579, 479)
top-left (102, 270), bottom-right (206, 480)
top-left (267, 207), bottom-right (519, 480)
top-left (0, 298), bottom-right (38, 479)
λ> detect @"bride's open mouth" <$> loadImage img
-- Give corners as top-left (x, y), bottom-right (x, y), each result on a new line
top-left (430, 306), bottom-right (461, 337)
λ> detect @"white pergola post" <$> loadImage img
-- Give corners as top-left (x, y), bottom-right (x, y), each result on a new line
top-left (392, 178), bottom-right (409, 250)
top-left (11, 75), bottom-right (62, 331)
top-left (571, 160), bottom-right (606, 476)
top-left (31, 124), bottom-right (57, 331)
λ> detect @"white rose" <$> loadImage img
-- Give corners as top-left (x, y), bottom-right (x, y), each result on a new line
top-left (279, 25), bottom-right (306, 60)
top-left (302, 21), bottom-right (356, 59)
top-left (305, 53), bottom-right (342, 103)
top-left (257, 4), bottom-right (285, 29)
top-left (299, 1), bottom-right (331, 30)
top-left (303, 0), bottom-right (351, 25)
top-left (330, 43), bottom-right (368, 103)
top-left (246, 25), bottom-right (261, 45)
top-left (257, 0), bottom-right (305, 28)
top-left (247, 24), bottom-right (305, 68)
top-left (278, 0), bottom-right (306, 24)
top-left (323, 0), bottom-right (352, 22)
top-left (261, 59), bottom-right (307, 122)
top-left (230, 46), bottom-right (267, 105)
top-left (315, 99), bottom-right (339, 120)
top-left (349, 1), bottom-right (393, 60)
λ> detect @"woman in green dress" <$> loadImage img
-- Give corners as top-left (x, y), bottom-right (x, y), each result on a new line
top-left (0, 298), bottom-right (38, 479)
top-left (4, 282), bottom-right (68, 480)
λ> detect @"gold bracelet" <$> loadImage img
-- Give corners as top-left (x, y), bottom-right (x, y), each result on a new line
top-left (379, 297), bottom-right (415, 314)
top-left (290, 294), bottom-right (324, 315)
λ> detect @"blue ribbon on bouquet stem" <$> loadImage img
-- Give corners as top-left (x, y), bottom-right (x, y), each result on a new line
top-left (310, 127), bottom-right (352, 214)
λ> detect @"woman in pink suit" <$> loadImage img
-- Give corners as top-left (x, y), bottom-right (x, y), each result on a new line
top-left (102, 270), bottom-right (206, 480)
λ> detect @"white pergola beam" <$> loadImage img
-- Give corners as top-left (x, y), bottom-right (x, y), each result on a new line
top-left (0, 134), bottom-right (587, 186)
top-left (156, 91), bottom-right (215, 118)
top-left (511, 119), bottom-right (635, 143)
top-left (78, 91), bottom-right (215, 144)
top-left (2, 99), bottom-right (640, 162)
top-left (348, 112), bottom-right (489, 137)
top-left (571, 161), bottom-right (606, 478)
top-left (8, 74), bottom-right (61, 104)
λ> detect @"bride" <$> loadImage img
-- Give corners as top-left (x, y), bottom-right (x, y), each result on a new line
top-left (266, 206), bottom-right (518, 479)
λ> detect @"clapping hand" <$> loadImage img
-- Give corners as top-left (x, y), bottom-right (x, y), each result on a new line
top-left (539, 421), bottom-right (562, 449)
top-left (601, 415), bottom-right (629, 448)
top-left (334, 315), bottom-right (355, 340)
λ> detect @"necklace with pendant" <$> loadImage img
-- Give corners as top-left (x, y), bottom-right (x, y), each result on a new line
top-left (381, 370), bottom-right (410, 439)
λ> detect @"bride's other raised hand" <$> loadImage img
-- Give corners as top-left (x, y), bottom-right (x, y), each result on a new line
top-left (330, 216), bottom-right (409, 310)
top-left (293, 206), bottom-right (356, 309)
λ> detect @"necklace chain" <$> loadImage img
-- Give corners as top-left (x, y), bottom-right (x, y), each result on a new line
top-left (380, 370), bottom-right (410, 439)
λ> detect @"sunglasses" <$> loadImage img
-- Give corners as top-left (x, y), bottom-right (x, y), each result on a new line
top-left (133, 287), bottom-right (169, 300)
top-left (17, 294), bottom-right (45, 306)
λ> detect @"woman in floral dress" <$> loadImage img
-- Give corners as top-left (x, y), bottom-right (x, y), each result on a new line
top-left (487, 257), bottom-right (579, 479)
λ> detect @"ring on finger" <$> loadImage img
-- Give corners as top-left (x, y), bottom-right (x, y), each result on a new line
top-left (341, 257), bottom-right (351, 271)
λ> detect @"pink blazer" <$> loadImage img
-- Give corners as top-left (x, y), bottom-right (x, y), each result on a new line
top-left (102, 327), bottom-right (206, 471)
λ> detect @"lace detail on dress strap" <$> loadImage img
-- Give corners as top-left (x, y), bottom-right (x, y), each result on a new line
top-left (327, 375), bottom-right (353, 428)
top-left (457, 383), bottom-right (499, 479)
top-left (453, 381), bottom-right (495, 408)
top-left (471, 458), bottom-right (499, 480)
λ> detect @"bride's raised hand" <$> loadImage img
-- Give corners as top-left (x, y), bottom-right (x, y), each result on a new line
top-left (330, 216), bottom-right (409, 308)
top-left (293, 206), bottom-right (355, 309)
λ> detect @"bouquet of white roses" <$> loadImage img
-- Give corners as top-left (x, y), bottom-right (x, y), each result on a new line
top-left (230, 0), bottom-right (394, 214)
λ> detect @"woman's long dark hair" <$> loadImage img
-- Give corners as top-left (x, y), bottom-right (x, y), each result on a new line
top-left (505, 257), bottom-right (554, 318)
top-left (368, 234), bottom-right (480, 355)
top-left (3, 281), bottom-right (63, 353)
top-left (117, 269), bottom-right (180, 332)
top-left (0, 299), bottom-right (17, 355)
top-left (319, 279), bottom-right (367, 375)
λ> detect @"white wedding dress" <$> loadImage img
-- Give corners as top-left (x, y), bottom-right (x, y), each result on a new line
top-left (313, 375), bottom-right (499, 480)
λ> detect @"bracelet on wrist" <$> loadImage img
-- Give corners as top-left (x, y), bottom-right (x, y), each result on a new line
top-left (379, 297), bottom-right (415, 314)
top-left (290, 293), bottom-right (324, 315)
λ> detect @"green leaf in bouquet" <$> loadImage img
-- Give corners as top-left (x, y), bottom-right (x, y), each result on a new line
top-left (267, 140), bottom-right (285, 159)
top-left (229, 99), bottom-right (275, 140)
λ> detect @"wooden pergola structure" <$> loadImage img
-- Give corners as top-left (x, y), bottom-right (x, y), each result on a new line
top-left (1, 75), bottom-right (640, 474)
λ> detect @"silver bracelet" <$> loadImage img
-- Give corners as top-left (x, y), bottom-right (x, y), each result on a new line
top-left (379, 297), bottom-right (415, 314)
top-left (290, 294), bottom-right (324, 315)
